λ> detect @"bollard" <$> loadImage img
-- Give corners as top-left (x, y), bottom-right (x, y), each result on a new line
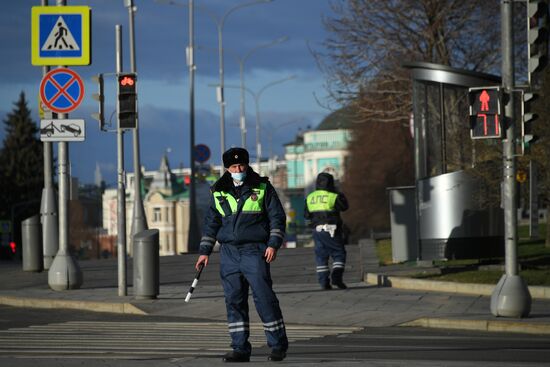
top-left (133, 229), bottom-right (159, 300)
top-left (22, 215), bottom-right (43, 272)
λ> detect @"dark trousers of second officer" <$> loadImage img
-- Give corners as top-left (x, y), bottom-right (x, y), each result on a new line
top-left (220, 242), bottom-right (288, 356)
top-left (313, 230), bottom-right (347, 288)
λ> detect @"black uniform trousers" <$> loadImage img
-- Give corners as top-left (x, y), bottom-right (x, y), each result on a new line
top-left (220, 242), bottom-right (288, 356)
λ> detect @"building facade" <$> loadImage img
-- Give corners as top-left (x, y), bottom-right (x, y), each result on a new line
top-left (102, 155), bottom-right (211, 256)
top-left (284, 107), bottom-right (353, 230)
top-left (102, 154), bottom-right (287, 256)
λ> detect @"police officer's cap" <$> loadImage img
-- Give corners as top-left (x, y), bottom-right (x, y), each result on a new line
top-left (223, 147), bottom-right (249, 168)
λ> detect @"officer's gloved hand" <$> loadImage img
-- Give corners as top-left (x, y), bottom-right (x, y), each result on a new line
top-left (264, 247), bottom-right (277, 263)
top-left (195, 255), bottom-right (209, 271)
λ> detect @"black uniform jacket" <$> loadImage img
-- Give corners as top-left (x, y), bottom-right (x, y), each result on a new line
top-left (199, 167), bottom-right (286, 256)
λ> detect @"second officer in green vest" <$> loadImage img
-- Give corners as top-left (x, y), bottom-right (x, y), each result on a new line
top-left (305, 172), bottom-right (349, 290)
top-left (195, 147), bottom-right (288, 363)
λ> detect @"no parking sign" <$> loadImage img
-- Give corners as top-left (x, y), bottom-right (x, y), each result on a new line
top-left (39, 68), bottom-right (85, 114)
top-left (194, 144), bottom-right (211, 163)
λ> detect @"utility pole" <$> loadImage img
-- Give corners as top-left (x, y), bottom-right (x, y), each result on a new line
top-left (490, 0), bottom-right (531, 318)
top-left (123, 0), bottom-right (148, 254)
top-left (39, 0), bottom-right (59, 270)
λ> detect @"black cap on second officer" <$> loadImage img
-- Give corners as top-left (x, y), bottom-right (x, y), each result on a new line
top-left (223, 147), bottom-right (249, 168)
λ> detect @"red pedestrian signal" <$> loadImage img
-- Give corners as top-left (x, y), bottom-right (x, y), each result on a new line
top-left (9, 242), bottom-right (16, 254)
top-left (479, 90), bottom-right (490, 111)
top-left (120, 76), bottom-right (135, 87)
top-left (468, 87), bottom-right (501, 139)
top-left (117, 73), bottom-right (137, 129)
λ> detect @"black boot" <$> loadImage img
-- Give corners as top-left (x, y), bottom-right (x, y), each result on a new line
top-left (332, 281), bottom-right (347, 289)
top-left (268, 349), bottom-right (286, 361)
top-left (321, 283), bottom-right (332, 290)
top-left (331, 268), bottom-right (347, 289)
top-left (222, 351), bottom-right (250, 362)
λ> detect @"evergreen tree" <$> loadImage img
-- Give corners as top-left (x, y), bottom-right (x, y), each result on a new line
top-left (0, 92), bottom-right (43, 219)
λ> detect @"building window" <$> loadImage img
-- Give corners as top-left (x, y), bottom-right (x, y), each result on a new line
top-left (153, 207), bottom-right (161, 222)
top-left (159, 235), bottom-right (165, 253)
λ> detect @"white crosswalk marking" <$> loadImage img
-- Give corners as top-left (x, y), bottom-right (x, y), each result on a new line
top-left (0, 321), bottom-right (361, 358)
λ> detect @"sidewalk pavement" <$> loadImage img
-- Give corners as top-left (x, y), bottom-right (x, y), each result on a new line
top-left (1, 244), bottom-right (550, 335)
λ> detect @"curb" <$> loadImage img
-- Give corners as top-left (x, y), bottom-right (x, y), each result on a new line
top-left (0, 295), bottom-right (147, 315)
top-left (400, 317), bottom-right (550, 335)
top-left (364, 273), bottom-right (550, 299)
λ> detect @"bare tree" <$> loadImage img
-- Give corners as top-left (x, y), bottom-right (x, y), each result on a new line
top-left (318, 0), bottom-right (507, 237)
top-left (320, 0), bottom-right (501, 112)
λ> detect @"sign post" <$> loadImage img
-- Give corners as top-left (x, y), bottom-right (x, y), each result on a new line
top-left (35, 0), bottom-right (84, 292)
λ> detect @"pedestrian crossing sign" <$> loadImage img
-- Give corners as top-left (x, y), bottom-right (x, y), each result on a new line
top-left (31, 6), bottom-right (91, 66)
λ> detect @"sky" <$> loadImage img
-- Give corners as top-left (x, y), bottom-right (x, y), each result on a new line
top-left (0, 0), bottom-right (338, 186)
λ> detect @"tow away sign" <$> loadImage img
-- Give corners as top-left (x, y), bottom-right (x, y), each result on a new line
top-left (40, 119), bottom-right (85, 142)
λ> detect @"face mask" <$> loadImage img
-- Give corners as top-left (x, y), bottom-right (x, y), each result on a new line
top-left (231, 171), bottom-right (247, 182)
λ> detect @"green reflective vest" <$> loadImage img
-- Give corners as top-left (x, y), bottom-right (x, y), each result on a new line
top-left (306, 190), bottom-right (338, 212)
top-left (213, 183), bottom-right (266, 217)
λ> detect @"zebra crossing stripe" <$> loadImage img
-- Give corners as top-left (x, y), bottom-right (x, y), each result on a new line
top-left (0, 321), bottom-right (361, 358)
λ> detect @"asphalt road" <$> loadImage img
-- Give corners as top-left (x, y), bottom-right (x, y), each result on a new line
top-left (0, 305), bottom-right (549, 367)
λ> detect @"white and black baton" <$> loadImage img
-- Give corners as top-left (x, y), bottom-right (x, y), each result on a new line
top-left (185, 263), bottom-right (205, 303)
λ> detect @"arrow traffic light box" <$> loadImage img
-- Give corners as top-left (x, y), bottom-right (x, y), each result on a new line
top-left (521, 91), bottom-right (540, 153)
top-left (468, 86), bottom-right (501, 139)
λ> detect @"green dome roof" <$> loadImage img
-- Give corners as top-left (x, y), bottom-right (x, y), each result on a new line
top-left (316, 105), bottom-right (357, 130)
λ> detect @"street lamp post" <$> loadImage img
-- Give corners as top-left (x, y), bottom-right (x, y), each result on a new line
top-left (221, 75), bottom-right (295, 172)
top-left (235, 36), bottom-right (288, 148)
top-left (187, 0), bottom-right (200, 252)
top-left (156, 0), bottom-right (272, 174)
top-left (252, 75), bottom-right (295, 170)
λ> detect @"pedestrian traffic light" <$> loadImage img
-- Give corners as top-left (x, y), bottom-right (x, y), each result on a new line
top-left (468, 86), bottom-right (501, 139)
top-left (522, 91), bottom-right (540, 152)
top-left (528, 0), bottom-right (549, 84)
top-left (117, 72), bottom-right (137, 129)
top-left (91, 74), bottom-right (105, 131)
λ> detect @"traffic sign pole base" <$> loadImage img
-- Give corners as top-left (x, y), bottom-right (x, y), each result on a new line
top-left (490, 274), bottom-right (531, 318)
top-left (48, 251), bottom-right (83, 291)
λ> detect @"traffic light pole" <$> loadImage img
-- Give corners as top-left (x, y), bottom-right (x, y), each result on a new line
top-left (490, 0), bottom-right (531, 318)
top-left (115, 24), bottom-right (128, 297)
top-left (124, 0), bottom-right (148, 253)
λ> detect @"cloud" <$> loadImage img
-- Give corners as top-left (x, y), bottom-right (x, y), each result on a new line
top-left (0, 0), bottom-right (337, 186)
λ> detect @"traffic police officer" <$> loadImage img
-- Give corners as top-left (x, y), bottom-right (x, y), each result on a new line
top-left (195, 147), bottom-right (288, 363)
top-left (304, 172), bottom-right (349, 290)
